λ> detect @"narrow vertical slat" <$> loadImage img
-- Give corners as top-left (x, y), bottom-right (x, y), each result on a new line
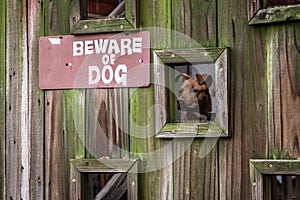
top-left (130, 0), bottom-right (172, 199)
top-left (109, 88), bottom-right (129, 158)
top-left (0, 0), bottom-right (5, 199)
top-left (28, 0), bottom-right (45, 199)
top-left (5, 0), bottom-right (27, 199)
top-left (45, 91), bottom-right (65, 200)
top-left (279, 26), bottom-right (300, 156)
top-left (250, 165), bottom-right (263, 200)
top-left (70, 163), bottom-right (82, 200)
top-left (86, 89), bottom-right (109, 158)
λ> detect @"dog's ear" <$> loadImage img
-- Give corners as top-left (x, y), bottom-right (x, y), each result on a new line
top-left (196, 74), bottom-right (213, 87)
top-left (182, 73), bottom-right (191, 80)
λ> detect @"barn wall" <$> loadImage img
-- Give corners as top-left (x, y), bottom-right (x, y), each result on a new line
top-left (0, 0), bottom-right (300, 199)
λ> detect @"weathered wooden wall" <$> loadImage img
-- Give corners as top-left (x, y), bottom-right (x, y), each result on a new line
top-left (0, 0), bottom-right (299, 199)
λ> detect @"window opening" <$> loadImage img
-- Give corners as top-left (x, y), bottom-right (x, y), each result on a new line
top-left (173, 64), bottom-right (216, 122)
top-left (265, 175), bottom-right (300, 200)
top-left (70, 159), bottom-right (138, 200)
top-left (87, 0), bottom-right (125, 19)
top-left (154, 48), bottom-right (230, 138)
top-left (250, 159), bottom-right (300, 200)
top-left (267, 0), bottom-right (300, 7)
top-left (85, 173), bottom-right (128, 200)
top-left (72, 0), bottom-right (137, 33)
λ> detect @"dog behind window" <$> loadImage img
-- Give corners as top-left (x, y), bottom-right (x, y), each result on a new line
top-left (177, 73), bottom-right (213, 121)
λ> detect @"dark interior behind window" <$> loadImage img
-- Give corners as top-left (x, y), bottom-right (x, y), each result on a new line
top-left (87, 0), bottom-right (125, 19)
top-left (267, 0), bottom-right (300, 7)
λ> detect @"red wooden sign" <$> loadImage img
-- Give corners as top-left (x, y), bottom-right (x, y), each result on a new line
top-left (39, 31), bottom-right (150, 89)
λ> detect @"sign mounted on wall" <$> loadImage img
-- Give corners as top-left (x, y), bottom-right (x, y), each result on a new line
top-left (39, 31), bottom-right (150, 89)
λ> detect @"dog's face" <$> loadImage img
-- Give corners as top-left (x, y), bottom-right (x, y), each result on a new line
top-left (177, 73), bottom-right (213, 121)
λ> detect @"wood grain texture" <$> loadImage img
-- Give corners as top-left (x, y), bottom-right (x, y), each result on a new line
top-left (0, 0), bottom-right (5, 199)
top-left (44, 0), bottom-right (86, 199)
top-left (266, 24), bottom-right (300, 157)
top-left (5, 0), bottom-right (27, 199)
top-left (218, 0), bottom-right (267, 199)
top-left (172, 0), bottom-right (217, 47)
top-left (28, 0), bottom-right (45, 199)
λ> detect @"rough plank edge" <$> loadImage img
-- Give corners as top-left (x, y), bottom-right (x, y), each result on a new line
top-left (250, 161), bottom-right (264, 200)
top-left (154, 48), bottom-right (227, 64)
top-left (250, 159), bottom-right (300, 175)
top-left (70, 159), bottom-right (138, 173)
top-left (248, 4), bottom-right (300, 25)
top-left (71, 18), bottom-right (135, 34)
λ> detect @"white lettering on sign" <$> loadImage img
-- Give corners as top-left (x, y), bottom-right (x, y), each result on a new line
top-left (72, 36), bottom-right (143, 86)
top-left (88, 65), bottom-right (127, 86)
top-left (73, 37), bottom-right (143, 57)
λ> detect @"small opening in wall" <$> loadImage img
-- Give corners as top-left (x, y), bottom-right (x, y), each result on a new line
top-left (172, 64), bottom-right (216, 122)
top-left (265, 175), bottom-right (300, 200)
top-left (154, 48), bottom-right (230, 138)
top-left (267, 0), bottom-right (300, 7)
top-left (87, 0), bottom-right (125, 19)
top-left (84, 173), bottom-right (128, 200)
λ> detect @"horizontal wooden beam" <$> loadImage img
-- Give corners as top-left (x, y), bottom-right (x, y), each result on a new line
top-left (248, 4), bottom-right (300, 25)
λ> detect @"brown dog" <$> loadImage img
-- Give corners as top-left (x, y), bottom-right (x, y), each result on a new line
top-left (177, 73), bottom-right (213, 121)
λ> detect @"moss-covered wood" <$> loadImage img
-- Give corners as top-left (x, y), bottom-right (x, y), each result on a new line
top-left (248, 4), bottom-right (300, 25)
top-left (43, 0), bottom-right (86, 199)
top-left (71, 0), bottom-right (138, 34)
top-left (218, 0), bottom-right (268, 198)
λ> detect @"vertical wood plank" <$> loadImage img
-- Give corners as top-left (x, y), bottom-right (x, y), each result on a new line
top-left (172, 0), bottom-right (217, 48)
top-left (218, 0), bottom-right (267, 199)
top-left (109, 89), bottom-right (129, 158)
top-left (169, 1), bottom-right (219, 200)
top-left (130, 0), bottom-right (173, 199)
top-left (5, 0), bottom-right (27, 199)
top-left (28, 0), bottom-right (45, 199)
top-left (86, 89), bottom-right (109, 159)
top-left (44, 0), bottom-right (86, 199)
top-left (279, 25), bottom-right (300, 156)
top-left (0, 0), bottom-right (5, 199)
top-left (266, 24), bottom-right (300, 155)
